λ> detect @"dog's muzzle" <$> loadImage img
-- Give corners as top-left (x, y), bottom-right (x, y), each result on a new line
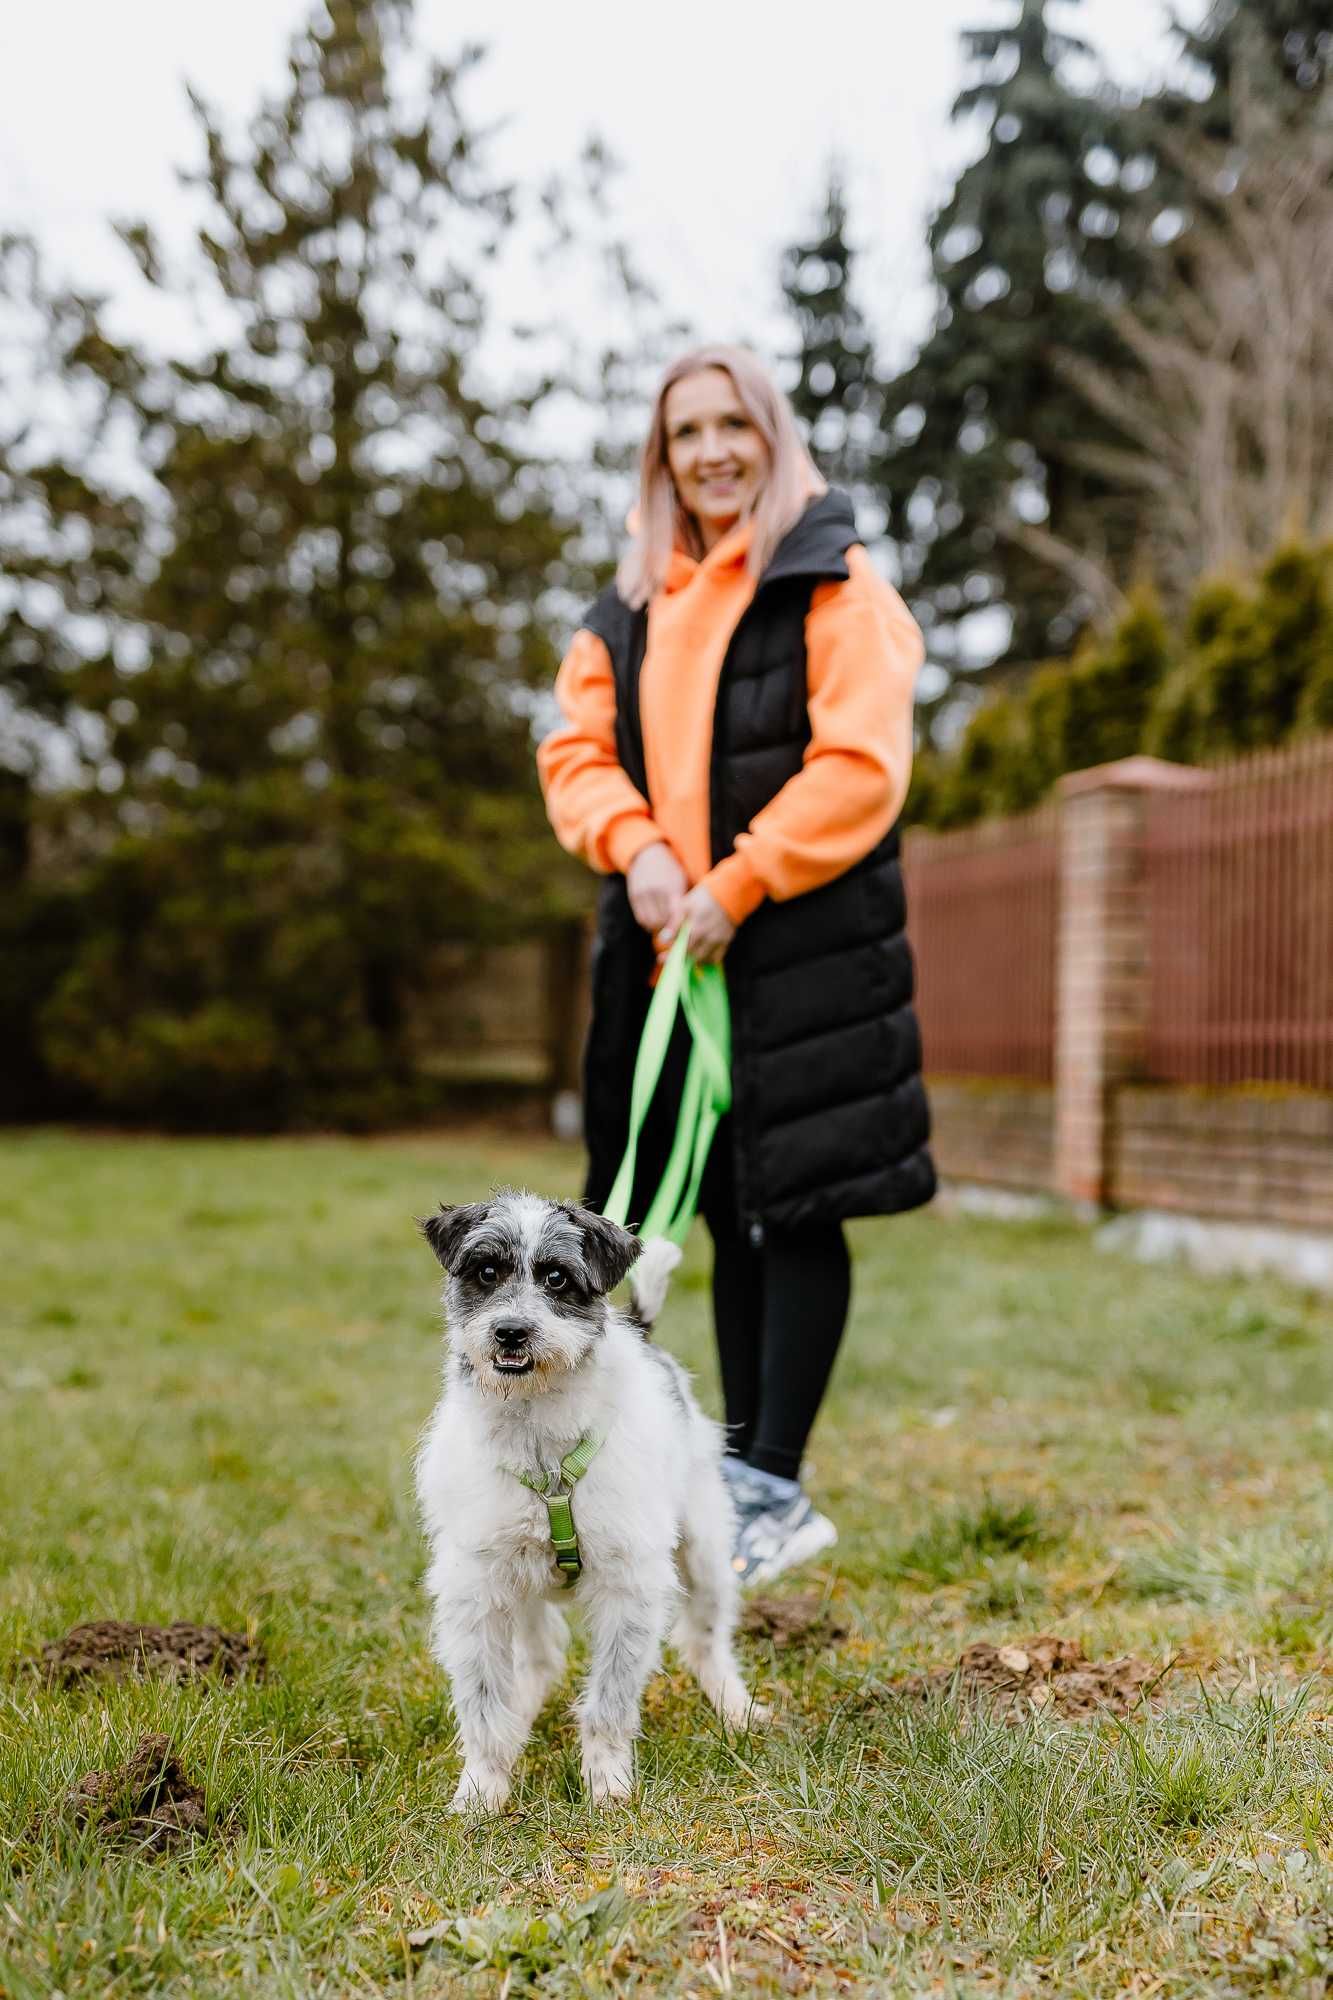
top-left (490, 1321), bottom-right (536, 1375)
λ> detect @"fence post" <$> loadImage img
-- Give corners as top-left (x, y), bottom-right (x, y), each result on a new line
top-left (1053, 757), bottom-right (1210, 1208)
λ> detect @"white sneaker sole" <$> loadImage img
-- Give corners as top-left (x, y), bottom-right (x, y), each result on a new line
top-left (746, 1512), bottom-right (838, 1587)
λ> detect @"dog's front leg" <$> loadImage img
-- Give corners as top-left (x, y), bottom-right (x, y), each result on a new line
top-left (431, 1598), bottom-right (526, 1813)
top-left (575, 1567), bottom-right (673, 1805)
top-left (511, 1599), bottom-right (569, 1737)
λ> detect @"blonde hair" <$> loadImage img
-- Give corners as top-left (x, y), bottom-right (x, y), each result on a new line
top-left (616, 344), bottom-right (827, 609)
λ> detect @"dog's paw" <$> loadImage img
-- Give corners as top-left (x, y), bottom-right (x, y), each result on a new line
top-left (720, 1693), bottom-right (772, 1732)
top-left (448, 1768), bottom-right (510, 1814)
top-left (712, 1675), bottom-right (773, 1731)
top-left (581, 1752), bottom-right (635, 1806)
top-left (586, 1773), bottom-right (634, 1807)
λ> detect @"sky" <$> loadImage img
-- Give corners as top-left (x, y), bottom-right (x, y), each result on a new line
top-left (2, 0), bottom-right (1204, 369)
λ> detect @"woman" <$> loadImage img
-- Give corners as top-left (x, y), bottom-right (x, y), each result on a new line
top-left (538, 345), bottom-right (934, 1585)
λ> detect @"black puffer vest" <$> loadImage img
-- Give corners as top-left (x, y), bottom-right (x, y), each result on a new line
top-left (580, 489), bottom-right (935, 1237)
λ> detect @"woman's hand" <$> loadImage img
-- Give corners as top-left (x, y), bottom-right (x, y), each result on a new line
top-left (662, 883), bottom-right (735, 966)
top-left (626, 841), bottom-right (687, 941)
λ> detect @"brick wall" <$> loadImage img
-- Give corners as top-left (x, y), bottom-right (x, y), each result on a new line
top-left (1110, 1087), bottom-right (1333, 1231)
top-left (927, 1072), bottom-right (1333, 1231)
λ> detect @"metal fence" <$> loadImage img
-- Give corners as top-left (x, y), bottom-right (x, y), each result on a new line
top-left (902, 802), bottom-right (1061, 1082)
top-left (1143, 736), bottom-right (1333, 1089)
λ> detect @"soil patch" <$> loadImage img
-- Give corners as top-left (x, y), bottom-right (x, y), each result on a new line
top-left (741, 1595), bottom-right (850, 1646)
top-left (894, 1634), bottom-right (1161, 1719)
top-left (37, 1620), bottom-right (263, 1685)
top-left (61, 1734), bottom-right (208, 1853)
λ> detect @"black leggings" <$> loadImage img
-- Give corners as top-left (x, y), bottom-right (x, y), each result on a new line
top-left (701, 1125), bottom-right (851, 1481)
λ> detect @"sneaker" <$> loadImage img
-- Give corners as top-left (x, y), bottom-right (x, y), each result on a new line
top-left (722, 1460), bottom-right (838, 1586)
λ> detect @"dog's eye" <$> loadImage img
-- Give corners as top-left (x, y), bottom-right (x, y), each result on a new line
top-left (477, 1264), bottom-right (499, 1287)
top-left (543, 1269), bottom-right (568, 1293)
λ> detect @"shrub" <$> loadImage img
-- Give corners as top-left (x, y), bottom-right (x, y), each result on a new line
top-left (916, 546), bottom-right (1333, 829)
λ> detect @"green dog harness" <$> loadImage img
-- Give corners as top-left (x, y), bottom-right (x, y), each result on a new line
top-left (511, 1430), bottom-right (603, 1587)
top-left (505, 930), bottom-right (729, 1585)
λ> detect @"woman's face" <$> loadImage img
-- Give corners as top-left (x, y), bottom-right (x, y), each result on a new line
top-left (663, 368), bottom-right (769, 551)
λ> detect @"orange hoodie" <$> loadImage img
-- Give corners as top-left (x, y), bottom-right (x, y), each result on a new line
top-left (537, 520), bottom-right (924, 926)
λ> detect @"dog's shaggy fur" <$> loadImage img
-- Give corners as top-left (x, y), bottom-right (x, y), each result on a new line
top-left (415, 1188), bottom-right (765, 1810)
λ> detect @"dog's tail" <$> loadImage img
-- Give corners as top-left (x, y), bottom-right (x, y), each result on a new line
top-left (625, 1235), bottom-right (682, 1339)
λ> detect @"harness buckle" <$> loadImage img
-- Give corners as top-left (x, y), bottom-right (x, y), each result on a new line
top-left (510, 1431), bottom-right (603, 1588)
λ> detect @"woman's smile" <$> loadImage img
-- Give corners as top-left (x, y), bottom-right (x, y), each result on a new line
top-left (663, 366), bottom-right (770, 551)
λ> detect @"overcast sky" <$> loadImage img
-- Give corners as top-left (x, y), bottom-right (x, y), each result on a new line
top-left (3, 0), bottom-right (1204, 372)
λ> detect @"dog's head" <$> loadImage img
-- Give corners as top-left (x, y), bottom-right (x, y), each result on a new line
top-left (420, 1189), bottom-right (641, 1396)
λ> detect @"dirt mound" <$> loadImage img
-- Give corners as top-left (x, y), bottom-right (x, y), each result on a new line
top-left (896, 1634), bottom-right (1160, 1719)
top-left (741, 1594), bottom-right (850, 1646)
top-left (62, 1734), bottom-right (207, 1852)
top-left (37, 1620), bottom-right (263, 1685)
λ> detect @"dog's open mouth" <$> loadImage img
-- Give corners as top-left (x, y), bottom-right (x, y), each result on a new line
top-left (492, 1352), bottom-right (535, 1375)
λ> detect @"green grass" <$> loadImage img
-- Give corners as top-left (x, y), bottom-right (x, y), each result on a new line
top-left (2, 1129), bottom-right (1331, 1997)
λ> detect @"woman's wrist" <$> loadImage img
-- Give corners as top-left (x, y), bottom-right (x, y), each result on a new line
top-left (607, 817), bottom-right (669, 876)
top-left (701, 851), bottom-right (767, 926)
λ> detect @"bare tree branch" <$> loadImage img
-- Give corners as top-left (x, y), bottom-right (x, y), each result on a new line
top-left (994, 516), bottom-right (1129, 624)
top-left (1051, 59), bottom-right (1333, 606)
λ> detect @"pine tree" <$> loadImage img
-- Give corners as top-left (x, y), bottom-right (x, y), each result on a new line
top-left (779, 168), bottom-right (885, 508)
top-left (882, 0), bottom-right (1152, 683)
top-left (1173, 0), bottom-right (1333, 133)
top-left (0, 238), bottom-right (152, 1114)
top-left (1148, 4), bottom-right (1333, 251)
top-left (35, 0), bottom-right (592, 1124)
top-left (0, 237), bottom-right (148, 879)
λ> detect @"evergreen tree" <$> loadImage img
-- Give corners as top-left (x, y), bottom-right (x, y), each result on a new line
top-left (1147, 4), bottom-right (1333, 276)
top-left (1154, 545), bottom-right (1333, 759)
top-left (36, 0), bottom-right (591, 1124)
top-left (920, 585), bottom-right (1170, 826)
top-left (0, 238), bottom-right (150, 1114)
top-left (779, 168), bottom-right (885, 507)
top-left (1053, 586), bottom-right (1172, 767)
top-left (931, 695), bottom-right (1040, 826)
top-left (883, 0), bottom-right (1152, 683)
top-left (1172, 0), bottom-right (1333, 132)
top-left (0, 237), bottom-right (148, 878)
top-left (905, 547), bottom-right (1333, 829)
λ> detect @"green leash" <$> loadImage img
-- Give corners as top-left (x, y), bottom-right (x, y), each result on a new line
top-left (508, 930), bottom-right (731, 1582)
top-left (602, 928), bottom-right (732, 1246)
top-left (513, 1430), bottom-right (604, 1586)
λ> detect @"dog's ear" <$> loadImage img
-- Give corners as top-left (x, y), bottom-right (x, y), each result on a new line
top-left (563, 1203), bottom-right (642, 1295)
top-left (419, 1201), bottom-right (489, 1271)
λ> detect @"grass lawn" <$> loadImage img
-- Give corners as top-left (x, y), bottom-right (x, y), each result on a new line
top-left (2, 1129), bottom-right (1332, 1997)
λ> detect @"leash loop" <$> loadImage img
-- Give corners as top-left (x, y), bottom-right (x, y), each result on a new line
top-left (603, 928), bottom-right (731, 1247)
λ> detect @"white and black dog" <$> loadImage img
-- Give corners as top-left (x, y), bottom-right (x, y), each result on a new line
top-left (415, 1188), bottom-right (766, 1811)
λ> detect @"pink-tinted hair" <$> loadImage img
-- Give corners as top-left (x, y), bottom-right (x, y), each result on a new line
top-left (616, 344), bottom-right (827, 609)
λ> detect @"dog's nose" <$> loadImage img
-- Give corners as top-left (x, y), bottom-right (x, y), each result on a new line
top-left (492, 1322), bottom-right (531, 1349)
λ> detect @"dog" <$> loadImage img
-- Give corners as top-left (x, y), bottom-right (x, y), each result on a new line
top-left (415, 1188), bottom-right (766, 1811)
